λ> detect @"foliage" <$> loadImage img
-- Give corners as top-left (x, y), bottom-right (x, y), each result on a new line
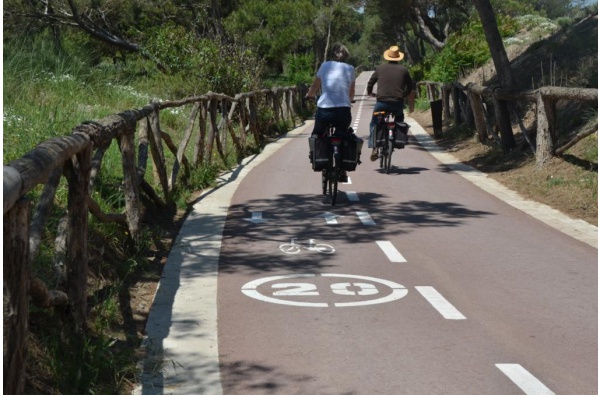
top-left (282, 53), bottom-right (315, 85)
top-left (421, 17), bottom-right (492, 82)
top-left (225, 0), bottom-right (316, 72)
top-left (142, 24), bottom-right (265, 96)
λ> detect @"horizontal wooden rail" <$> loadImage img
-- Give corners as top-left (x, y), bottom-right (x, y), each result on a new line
top-left (416, 80), bottom-right (597, 164)
top-left (2, 83), bottom-right (309, 394)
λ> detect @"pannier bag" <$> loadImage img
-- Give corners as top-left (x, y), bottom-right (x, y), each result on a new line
top-left (342, 136), bottom-right (363, 171)
top-left (374, 124), bottom-right (387, 148)
top-left (393, 122), bottom-right (410, 149)
top-left (308, 137), bottom-right (329, 171)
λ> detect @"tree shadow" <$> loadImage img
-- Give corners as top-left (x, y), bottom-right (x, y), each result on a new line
top-left (219, 193), bottom-right (494, 275)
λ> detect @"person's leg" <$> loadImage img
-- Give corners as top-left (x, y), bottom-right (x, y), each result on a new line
top-left (329, 107), bottom-right (351, 136)
top-left (332, 107), bottom-right (352, 182)
top-left (392, 100), bottom-right (405, 122)
top-left (370, 101), bottom-right (388, 160)
top-left (311, 107), bottom-right (328, 137)
top-left (369, 101), bottom-right (385, 149)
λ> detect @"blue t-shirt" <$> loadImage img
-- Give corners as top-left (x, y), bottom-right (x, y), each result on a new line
top-left (316, 61), bottom-right (355, 108)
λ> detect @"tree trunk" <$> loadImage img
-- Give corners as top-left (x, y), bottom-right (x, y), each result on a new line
top-left (473, 0), bottom-right (517, 151)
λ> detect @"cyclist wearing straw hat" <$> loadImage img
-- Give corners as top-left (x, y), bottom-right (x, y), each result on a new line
top-left (367, 45), bottom-right (414, 161)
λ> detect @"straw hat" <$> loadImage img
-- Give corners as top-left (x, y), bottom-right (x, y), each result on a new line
top-left (383, 46), bottom-right (404, 61)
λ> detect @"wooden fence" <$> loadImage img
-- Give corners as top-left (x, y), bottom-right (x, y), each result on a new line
top-left (416, 81), bottom-right (598, 166)
top-left (3, 85), bottom-right (306, 395)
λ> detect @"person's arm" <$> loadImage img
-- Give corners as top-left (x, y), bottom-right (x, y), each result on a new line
top-left (349, 80), bottom-right (356, 102)
top-left (306, 77), bottom-right (321, 98)
top-left (367, 69), bottom-right (378, 95)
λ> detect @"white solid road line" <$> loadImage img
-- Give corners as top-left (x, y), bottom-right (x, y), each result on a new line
top-left (496, 364), bottom-right (555, 395)
top-left (376, 240), bottom-right (407, 263)
top-left (415, 286), bottom-right (466, 320)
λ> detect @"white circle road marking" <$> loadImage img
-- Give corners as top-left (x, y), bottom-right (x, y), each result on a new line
top-left (241, 273), bottom-right (408, 307)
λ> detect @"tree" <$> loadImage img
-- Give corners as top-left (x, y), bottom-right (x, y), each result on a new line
top-left (224, 0), bottom-right (316, 72)
top-left (473, 0), bottom-right (517, 151)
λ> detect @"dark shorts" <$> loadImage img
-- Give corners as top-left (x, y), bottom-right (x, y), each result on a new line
top-left (312, 107), bottom-right (352, 137)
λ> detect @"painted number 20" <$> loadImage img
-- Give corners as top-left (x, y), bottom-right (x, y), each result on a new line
top-left (272, 282), bottom-right (379, 296)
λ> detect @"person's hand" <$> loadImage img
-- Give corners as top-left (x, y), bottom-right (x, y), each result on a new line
top-left (305, 95), bottom-right (316, 101)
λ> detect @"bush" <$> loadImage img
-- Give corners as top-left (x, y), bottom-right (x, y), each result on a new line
top-left (142, 24), bottom-right (265, 96)
top-left (282, 53), bottom-right (314, 85)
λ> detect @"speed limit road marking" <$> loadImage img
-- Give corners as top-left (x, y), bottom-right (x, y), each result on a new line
top-left (241, 273), bottom-right (407, 307)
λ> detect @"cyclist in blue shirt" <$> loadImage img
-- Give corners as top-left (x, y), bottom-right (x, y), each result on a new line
top-left (305, 43), bottom-right (355, 137)
top-left (305, 42), bottom-right (356, 181)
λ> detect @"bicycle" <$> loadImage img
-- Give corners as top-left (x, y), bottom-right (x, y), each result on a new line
top-left (321, 124), bottom-right (347, 205)
top-left (372, 111), bottom-right (410, 174)
top-left (279, 238), bottom-right (335, 254)
top-left (306, 97), bottom-right (361, 205)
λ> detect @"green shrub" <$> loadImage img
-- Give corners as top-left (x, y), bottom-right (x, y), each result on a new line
top-left (282, 53), bottom-right (314, 85)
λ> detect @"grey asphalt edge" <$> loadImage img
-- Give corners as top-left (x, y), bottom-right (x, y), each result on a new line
top-left (133, 121), bottom-right (312, 395)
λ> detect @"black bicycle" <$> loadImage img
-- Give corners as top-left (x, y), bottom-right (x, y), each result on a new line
top-left (373, 111), bottom-right (409, 174)
top-left (320, 124), bottom-right (345, 205)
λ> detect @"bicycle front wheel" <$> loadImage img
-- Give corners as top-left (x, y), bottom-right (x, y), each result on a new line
top-left (314, 244), bottom-right (335, 254)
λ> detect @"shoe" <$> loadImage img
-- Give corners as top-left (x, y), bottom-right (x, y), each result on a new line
top-left (370, 150), bottom-right (378, 161)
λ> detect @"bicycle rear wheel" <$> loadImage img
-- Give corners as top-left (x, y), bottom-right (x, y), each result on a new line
top-left (385, 140), bottom-right (393, 174)
top-left (379, 147), bottom-right (385, 169)
top-left (330, 154), bottom-right (339, 205)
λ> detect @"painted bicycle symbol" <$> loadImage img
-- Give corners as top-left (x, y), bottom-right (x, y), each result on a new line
top-left (279, 238), bottom-right (335, 255)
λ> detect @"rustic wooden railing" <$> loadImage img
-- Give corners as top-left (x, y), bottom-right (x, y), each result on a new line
top-left (3, 85), bottom-right (307, 395)
top-left (416, 81), bottom-right (598, 166)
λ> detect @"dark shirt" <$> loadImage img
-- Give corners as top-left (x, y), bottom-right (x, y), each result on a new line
top-left (367, 62), bottom-right (413, 103)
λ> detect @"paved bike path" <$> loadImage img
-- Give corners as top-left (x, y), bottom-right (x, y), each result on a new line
top-left (134, 73), bottom-right (597, 394)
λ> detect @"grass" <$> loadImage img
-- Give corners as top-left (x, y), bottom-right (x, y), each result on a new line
top-left (4, 34), bottom-right (302, 393)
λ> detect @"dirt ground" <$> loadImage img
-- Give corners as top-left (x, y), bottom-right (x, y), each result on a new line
top-left (409, 108), bottom-right (598, 226)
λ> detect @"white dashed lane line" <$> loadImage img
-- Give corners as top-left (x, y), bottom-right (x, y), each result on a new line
top-left (345, 191), bottom-right (359, 201)
top-left (376, 240), bottom-right (407, 263)
top-left (356, 211), bottom-right (376, 225)
top-left (415, 286), bottom-right (466, 320)
top-left (496, 364), bottom-right (555, 395)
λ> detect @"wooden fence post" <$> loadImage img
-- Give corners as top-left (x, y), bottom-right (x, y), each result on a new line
top-left (4, 198), bottom-right (30, 395)
top-left (442, 85), bottom-right (452, 124)
top-left (66, 143), bottom-right (92, 329)
top-left (148, 108), bottom-right (169, 199)
top-left (536, 91), bottom-right (556, 167)
top-left (118, 128), bottom-right (141, 241)
top-left (194, 101), bottom-right (208, 166)
top-left (249, 95), bottom-right (260, 144)
top-left (467, 91), bottom-right (489, 143)
top-left (452, 85), bottom-right (462, 126)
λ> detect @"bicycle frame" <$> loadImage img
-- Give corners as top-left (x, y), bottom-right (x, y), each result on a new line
top-left (374, 111), bottom-right (397, 174)
top-left (321, 126), bottom-right (344, 205)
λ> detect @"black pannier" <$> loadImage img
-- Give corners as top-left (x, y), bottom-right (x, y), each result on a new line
top-left (374, 124), bottom-right (387, 148)
top-left (309, 136), bottom-right (329, 171)
top-left (393, 122), bottom-right (410, 149)
top-left (341, 136), bottom-right (363, 171)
